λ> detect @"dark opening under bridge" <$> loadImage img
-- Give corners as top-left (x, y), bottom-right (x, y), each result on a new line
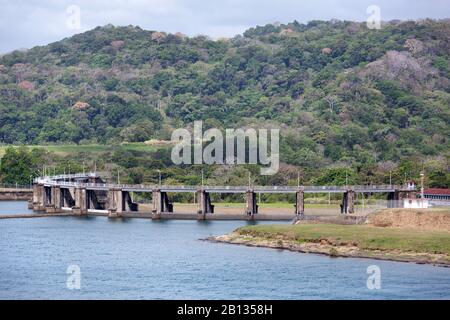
top-left (30, 173), bottom-right (417, 220)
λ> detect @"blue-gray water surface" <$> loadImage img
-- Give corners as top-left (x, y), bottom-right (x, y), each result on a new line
top-left (0, 201), bottom-right (449, 299)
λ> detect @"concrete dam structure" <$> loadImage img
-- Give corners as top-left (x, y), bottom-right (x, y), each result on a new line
top-left (0, 187), bottom-right (33, 201)
top-left (29, 173), bottom-right (416, 220)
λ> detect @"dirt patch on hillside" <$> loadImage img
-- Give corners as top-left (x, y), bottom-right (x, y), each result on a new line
top-left (367, 208), bottom-right (450, 232)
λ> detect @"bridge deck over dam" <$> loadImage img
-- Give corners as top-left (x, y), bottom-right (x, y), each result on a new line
top-left (30, 173), bottom-right (417, 220)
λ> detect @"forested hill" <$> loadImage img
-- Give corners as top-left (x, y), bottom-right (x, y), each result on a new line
top-left (0, 19), bottom-right (449, 170)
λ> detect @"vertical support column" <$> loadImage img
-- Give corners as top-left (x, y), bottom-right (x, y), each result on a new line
top-left (73, 187), bottom-right (87, 215)
top-left (341, 190), bottom-right (355, 214)
top-left (108, 188), bottom-right (123, 217)
top-left (32, 184), bottom-right (38, 205)
top-left (197, 189), bottom-right (206, 220)
top-left (116, 190), bottom-right (123, 215)
top-left (347, 189), bottom-right (355, 214)
top-left (30, 184), bottom-right (37, 209)
top-left (33, 184), bottom-right (46, 211)
top-left (295, 188), bottom-right (305, 218)
top-left (47, 186), bottom-right (62, 213)
top-left (245, 190), bottom-right (258, 218)
top-left (197, 190), bottom-right (214, 220)
top-left (152, 189), bottom-right (162, 219)
top-left (54, 186), bottom-right (61, 211)
top-left (341, 192), bottom-right (348, 214)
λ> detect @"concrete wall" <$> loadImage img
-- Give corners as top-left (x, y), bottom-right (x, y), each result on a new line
top-left (0, 190), bottom-right (32, 200)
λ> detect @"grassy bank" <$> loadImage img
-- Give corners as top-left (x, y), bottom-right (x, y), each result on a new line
top-left (212, 209), bottom-right (450, 266)
top-left (235, 224), bottom-right (450, 255)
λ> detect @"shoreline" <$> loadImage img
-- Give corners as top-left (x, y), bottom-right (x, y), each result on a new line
top-left (208, 232), bottom-right (450, 268)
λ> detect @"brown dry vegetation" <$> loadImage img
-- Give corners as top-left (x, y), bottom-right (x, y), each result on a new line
top-left (366, 208), bottom-right (450, 231)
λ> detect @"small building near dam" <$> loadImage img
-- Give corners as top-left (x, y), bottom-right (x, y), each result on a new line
top-left (423, 188), bottom-right (450, 201)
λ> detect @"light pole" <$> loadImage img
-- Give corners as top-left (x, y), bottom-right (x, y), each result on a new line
top-left (248, 171), bottom-right (251, 189)
top-left (389, 170), bottom-right (392, 187)
top-left (157, 170), bottom-right (161, 187)
top-left (201, 169), bottom-right (204, 188)
top-left (420, 172), bottom-right (425, 199)
top-left (345, 169), bottom-right (348, 188)
top-left (419, 172), bottom-right (425, 208)
top-left (297, 170), bottom-right (300, 188)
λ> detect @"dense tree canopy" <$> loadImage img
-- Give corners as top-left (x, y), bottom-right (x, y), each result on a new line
top-left (0, 20), bottom-right (448, 186)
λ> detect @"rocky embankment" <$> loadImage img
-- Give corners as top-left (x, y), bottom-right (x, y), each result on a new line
top-left (209, 208), bottom-right (450, 267)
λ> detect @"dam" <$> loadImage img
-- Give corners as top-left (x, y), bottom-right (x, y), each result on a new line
top-left (28, 173), bottom-right (416, 220)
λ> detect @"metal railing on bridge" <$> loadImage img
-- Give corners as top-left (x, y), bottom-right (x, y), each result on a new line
top-left (34, 174), bottom-right (408, 193)
top-left (34, 172), bottom-right (100, 184)
top-left (0, 183), bottom-right (33, 190)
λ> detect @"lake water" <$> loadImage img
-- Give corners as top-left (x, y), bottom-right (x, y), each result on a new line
top-left (0, 201), bottom-right (449, 299)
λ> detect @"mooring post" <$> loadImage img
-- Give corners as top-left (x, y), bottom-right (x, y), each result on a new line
top-left (295, 188), bottom-right (305, 218)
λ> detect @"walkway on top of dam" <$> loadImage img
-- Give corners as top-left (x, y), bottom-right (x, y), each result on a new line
top-left (35, 173), bottom-right (409, 194)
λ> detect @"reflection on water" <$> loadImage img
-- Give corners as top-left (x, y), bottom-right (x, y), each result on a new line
top-left (0, 201), bottom-right (449, 299)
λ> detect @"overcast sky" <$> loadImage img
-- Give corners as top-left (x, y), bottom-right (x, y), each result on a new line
top-left (0, 0), bottom-right (449, 53)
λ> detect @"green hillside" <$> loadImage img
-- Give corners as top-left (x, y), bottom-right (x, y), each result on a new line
top-left (0, 20), bottom-right (449, 186)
